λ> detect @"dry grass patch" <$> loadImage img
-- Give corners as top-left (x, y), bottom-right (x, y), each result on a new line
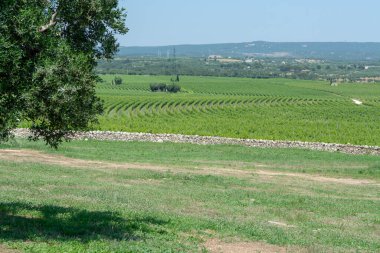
top-left (255, 170), bottom-right (379, 186)
top-left (204, 238), bottom-right (303, 253)
top-left (0, 245), bottom-right (18, 253)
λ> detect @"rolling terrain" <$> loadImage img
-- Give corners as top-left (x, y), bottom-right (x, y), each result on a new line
top-left (6, 75), bottom-right (380, 252)
top-left (118, 41), bottom-right (380, 61)
top-left (0, 139), bottom-right (379, 252)
top-left (93, 75), bottom-right (380, 146)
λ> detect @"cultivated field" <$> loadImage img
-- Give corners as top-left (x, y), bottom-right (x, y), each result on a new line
top-left (5, 75), bottom-right (380, 252)
top-left (96, 75), bottom-right (380, 146)
top-left (0, 139), bottom-right (379, 252)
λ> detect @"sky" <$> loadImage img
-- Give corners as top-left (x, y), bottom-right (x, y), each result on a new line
top-left (118, 0), bottom-right (380, 46)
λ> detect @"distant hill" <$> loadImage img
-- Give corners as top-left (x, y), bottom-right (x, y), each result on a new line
top-left (118, 41), bottom-right (380, 61)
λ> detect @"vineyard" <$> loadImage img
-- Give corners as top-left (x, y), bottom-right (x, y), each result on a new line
top-left (96, 75), bottom-right (380, 145)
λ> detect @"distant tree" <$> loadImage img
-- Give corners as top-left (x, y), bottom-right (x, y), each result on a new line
top-left (328, 78), bottom-right (336, 86)
top-left (338, 65), bottom-right (345, 70)
top-left (170, 74), bottom-right (180, 83)
top-left (150, 83), bottom-right (181, 93)
top-left (357, 64), bottom-right (365, 70)
top-left (113, 76), bottom-right (123, 85)
top-left (150, 83), bottom-right (167, 92)
top-left (0, 0), bottom-right (128, 147)
top-left (166, 84), bottom-right (181, 93)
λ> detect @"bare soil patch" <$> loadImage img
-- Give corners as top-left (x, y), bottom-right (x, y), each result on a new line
top-left (204, 238), bottom-right (298, 253)
top-left (0, 149), bottom-right (169, 172)
top-left (0, 245), bottom-right (18, 253)
top-left (268, 221), bottom-right (296, 228)
top-left (255, 170), bottom-right (378, 186)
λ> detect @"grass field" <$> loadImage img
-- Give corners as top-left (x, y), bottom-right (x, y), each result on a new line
top-left (0, 139), bottom-right (379, 252)
top-left (93, 75), bottom-right (380, 146)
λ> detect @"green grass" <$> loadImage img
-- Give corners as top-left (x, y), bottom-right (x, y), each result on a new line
top-left (0, 139), bottom-right (379, 252)
top-left (91, 75), bottom-right (380, 146)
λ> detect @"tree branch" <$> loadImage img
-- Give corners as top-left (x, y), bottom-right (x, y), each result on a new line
top-left (39, 12), bottom-right (58, 33)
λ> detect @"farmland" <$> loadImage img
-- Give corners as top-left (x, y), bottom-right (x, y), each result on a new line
top-left (95, 75), bottom-right (380, 146)
top-left (0, 139), bottom-right (379, 252)
top-left (6, 73), bottom-right (380, 252)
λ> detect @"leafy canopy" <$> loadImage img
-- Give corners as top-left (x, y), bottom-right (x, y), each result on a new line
top-left (0, 0), bottom-right (127, 147)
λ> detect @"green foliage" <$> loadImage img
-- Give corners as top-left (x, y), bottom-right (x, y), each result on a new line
top-left (166, 84), bottom-right (181, 93)
top-left (96, 75), bottom-right (380, 146)
top-left (171, 74), bottom-right (180, 83)
top-left (113, 76), bottom-right (123, 85)
top-left (150, 83), bottom-right (168, 92)
top-left (97, 56), bottom-right (380, 83)
top-left (149, 83), bottom-right (181, 93)
top-left (0, 0), bottom-right (127, 147)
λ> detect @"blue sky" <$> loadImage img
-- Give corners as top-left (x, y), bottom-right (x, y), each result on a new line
top-left (118, 0), bottom-right (380, 46)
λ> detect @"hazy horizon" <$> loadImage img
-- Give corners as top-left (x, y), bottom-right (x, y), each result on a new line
top-left (119, 40), bottom-right (380, 48)
top-left (118, 0), bottom-right (380, 47)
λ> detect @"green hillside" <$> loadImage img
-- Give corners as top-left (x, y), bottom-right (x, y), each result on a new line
top-left (92, 75), bottom-right (380, 146)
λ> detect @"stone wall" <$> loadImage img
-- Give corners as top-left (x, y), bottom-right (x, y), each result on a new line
top-left (12, 128), bottom-right (380, 156)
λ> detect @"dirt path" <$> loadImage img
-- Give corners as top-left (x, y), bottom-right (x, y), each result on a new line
top-left (255, 170), bottom-right (378, 186)
top-left (0, 149), bottom-right (378, 187)
top-left (0, 245), bottom-right (18, 253)
top-left (0, 149), bottom-right (172, 171)
top-left (204, 238), bottom-right (304, 253)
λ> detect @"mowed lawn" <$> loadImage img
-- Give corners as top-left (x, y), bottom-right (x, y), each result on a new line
top-left (0, 139), bottom-right (379, 252)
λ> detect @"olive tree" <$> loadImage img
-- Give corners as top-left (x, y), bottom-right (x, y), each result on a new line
top-left (0, 0), bottom-right (128, 147)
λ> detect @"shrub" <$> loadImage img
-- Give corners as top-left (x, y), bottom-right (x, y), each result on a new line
top-left (113, 76), bottom-right (123, 85)
top-left (150, 83), bottom-right (181, 93)
top-left (166, 84), bottom-right (181, 93)
top-left (150, 83), bottom-right (167, 92)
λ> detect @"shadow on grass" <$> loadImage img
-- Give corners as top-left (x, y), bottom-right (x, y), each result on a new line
top-left (0, 202), bottom-right (167, 242)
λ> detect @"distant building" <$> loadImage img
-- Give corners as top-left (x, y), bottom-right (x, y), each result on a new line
top-left (208, 55), bottom-right (223, 60)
